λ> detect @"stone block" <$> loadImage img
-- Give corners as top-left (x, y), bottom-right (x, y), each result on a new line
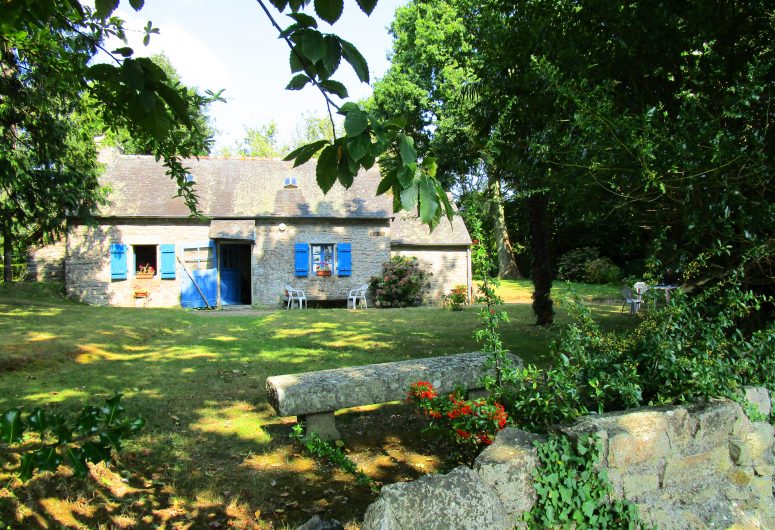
top-left (361, 466), bottom-right (512, 530)
top-left (687, 400), bottom-right (748, 452)
top-left (561, 405), bottom-right (690, 468)
top-left (743, 386), bottom-right (772, 417)
top-left (662, 446), bottom-right (731, 489)
top-left (474, 428), bottom-right (545, 517)
top-left (299, 412), bottom-right (340, 441)
top-left (729, 422), bottom-right (774, 466)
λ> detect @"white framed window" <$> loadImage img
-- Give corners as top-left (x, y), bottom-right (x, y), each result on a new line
top-left (133, 245), bottom-right (157, 276)
top-left (283, 176), bottom-right (298, 189)
top-left (311, 244), bottom-right (334, 274)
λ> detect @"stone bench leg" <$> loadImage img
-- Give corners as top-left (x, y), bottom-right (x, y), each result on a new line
top-left (299, 411), bottom-right (341, 441)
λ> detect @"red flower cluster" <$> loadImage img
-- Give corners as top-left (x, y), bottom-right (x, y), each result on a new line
top-left (408, 381), bottom-right (437, 401)
top-left (406, 381), bottom-right (509, 451)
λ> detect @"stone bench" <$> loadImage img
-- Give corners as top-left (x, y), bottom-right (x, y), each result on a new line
top-left (265, 352), bottom-right (522, 440)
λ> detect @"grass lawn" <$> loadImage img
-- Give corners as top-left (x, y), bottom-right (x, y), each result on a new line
top-left (0, 281), bottom-right (631, 529)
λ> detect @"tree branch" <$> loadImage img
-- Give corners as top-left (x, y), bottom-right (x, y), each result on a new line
top-left (254, 0), bottom-right (341, 120)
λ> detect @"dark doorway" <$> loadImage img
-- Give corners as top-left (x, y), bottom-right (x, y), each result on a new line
top-left (219, 243), bottom-right (251, 305)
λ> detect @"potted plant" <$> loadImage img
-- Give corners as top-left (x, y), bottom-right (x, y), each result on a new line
top-left (316, 262), bottom-right (331, 276)
top-left (136, 263), bottom-right (155, 279)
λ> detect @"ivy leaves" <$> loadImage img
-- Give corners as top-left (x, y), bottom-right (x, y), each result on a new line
top-left (1, 395), bottom-right (145, 482)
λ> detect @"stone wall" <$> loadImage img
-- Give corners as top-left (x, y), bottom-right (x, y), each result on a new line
top-left (65, 218), bottom-right (393, 308)
top-left (26, 241), bottom-right (66, 281)
top-left (66, 219), bottom-right (211, 307)
top-left (252, 219), bottom-right (391, 306)
top-left (390, 245), bottom-right (471, 301)
top-left (362, 389), bottom-right (775, 529)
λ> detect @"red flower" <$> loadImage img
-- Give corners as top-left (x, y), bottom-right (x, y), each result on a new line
top-left (456, 429), bottom-right (471, 439)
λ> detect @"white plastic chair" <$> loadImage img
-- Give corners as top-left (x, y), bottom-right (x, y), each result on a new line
top-left (285, 285), bottom-right (307, 309)
top-left (347, 284), bottom-right (369, 309)
top-left (621, 287), bottom-right (641, 315)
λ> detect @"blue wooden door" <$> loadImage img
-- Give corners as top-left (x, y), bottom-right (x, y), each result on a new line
top-left (180, 242), bottom-right (218, 308)
top-left (219, 246), bottom-right (240, 305)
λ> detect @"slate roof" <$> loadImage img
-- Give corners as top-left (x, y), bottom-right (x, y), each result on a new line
top-left (97, 155), bottom-right (391, 219)
top-left (95, 154), bottom-right (471, 247)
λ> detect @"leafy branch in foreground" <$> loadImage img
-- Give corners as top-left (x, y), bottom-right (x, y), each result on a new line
top-left (1, 394), bottom-right (144, 482)
top-left (260, 0), bottom-right (454, 229)
top-left (290, 423), bottom-right (379, 494)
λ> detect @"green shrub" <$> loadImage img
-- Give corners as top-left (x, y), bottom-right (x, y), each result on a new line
top-left (443, 284), bottom-right (468, 311)
top-left (556, 247), bottom-right (599, 282)
top-left (584, 257), bottom-right (624, 284)
top-left (497, 278), bottom-right (774, 432)
top-left (370, 256), bottom-right (431, 308)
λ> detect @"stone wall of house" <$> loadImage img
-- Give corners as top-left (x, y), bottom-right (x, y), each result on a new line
top-left (390, 245), bottom-right (471, 301)
top-left (66, 220), bottom-right (211, 307)
top-left (26, 241), bottom-right (66, 282)
top-left (252, 219), bottom-right (391, 307)
top-left (362, 389), bottom-right (775, 530)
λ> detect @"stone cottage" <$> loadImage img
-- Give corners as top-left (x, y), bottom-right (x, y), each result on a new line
top-left (50, 154), bottom-right (471, 308)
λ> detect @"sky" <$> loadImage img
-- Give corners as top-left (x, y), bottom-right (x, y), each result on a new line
top-left (108, 0), bottom-right (406, 151)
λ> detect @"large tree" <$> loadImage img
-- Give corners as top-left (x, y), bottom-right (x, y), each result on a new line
top-left (371, 0), bottom-right (523, 279)
top-left (0, 1), bottom-right (220, 281)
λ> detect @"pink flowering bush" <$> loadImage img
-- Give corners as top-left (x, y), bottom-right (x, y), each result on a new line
top-left (407, 381), bottom-right (508, 464)
top-left (370, 256), bottom-right (430, 308)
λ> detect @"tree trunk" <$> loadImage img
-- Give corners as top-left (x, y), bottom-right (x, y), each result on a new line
top-left (488, 172), bottom-right (521, 279)
top-left (3, 228), bottom-right (12, 283)
top-left (527, 193), bottom-right (553, 325)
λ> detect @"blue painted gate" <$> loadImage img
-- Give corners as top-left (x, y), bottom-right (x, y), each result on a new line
top-left (180, 241), bottom-right (218, 308)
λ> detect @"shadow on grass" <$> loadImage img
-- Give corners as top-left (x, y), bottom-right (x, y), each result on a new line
top-left (0, 289), bottom-right (635, 527)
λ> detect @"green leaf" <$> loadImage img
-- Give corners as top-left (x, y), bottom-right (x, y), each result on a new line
top-left (27, 409), bottom-right (47, 433)
top-left (314, 0), bottom-right (343, 24)
top-left (286, 74), bottom-right (311, 90)
top-left (284, 139), bottom-right (329, 167)
top-left (344, 108), bottom-right (369, 136)
top-left (65, 447), bottom-right (88, 477)
top-left (421, 156), bottom-right (438, 178)
top-left (82, 441), bottom-right (112, 463)
top-left (581, 499), bottom-right (596, 518)
top-left (316, 145), bottom-right (339, 193)
top-left (288, 0), bottom-right (306, 11)
top-left (269, 0), bottom-right (289, 10)
top-left (101, 394), bottom-right (125, 426)
top-left (18, 453), bottom-right (35, 482)
top-left (385, 116), bottom-right (407, 130)
top-left (129, 0), bottom-right (144, 10)
top-left (340, 39), bottom-right (369, 83)
top-left (321, 36), bottom-right (342, 77)
top-left (300, 30), bottom-right (325, 63)
top-left (95, 0), bottom-right (119, 19)
top-left (289, 46), bottom-right (307, 73)
top-left (346, 134), bottom-right (370, 161)
top-left (337, 154), bottom-right (355, 188)
top-left (400, 184), bottom-right (418, 211)
top-left (1, 408), bottom-right (23, 443)
top-left (355, 0), bottom-right (378, 15)
top-left (397, 164), bottom-right (416, 188)
top-left (320, 80), bottom-right (348, 99)
top-left (338, 102), bottom-right (360, 114)
top-left (112, 47), bottom-right (134, 58)
top-left (399, 135), bottom-right (417, 165)
top-left (418, 176), bottom-right (439, 224)
top-left (287, 12), bottom-right (317, 27)
top-left (376, 175), bottom-right (395, 196)
top-left (33, 445), bottom-right (63, 473)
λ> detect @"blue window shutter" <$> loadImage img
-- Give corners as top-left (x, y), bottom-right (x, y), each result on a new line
top-left (110, 243), bottom-right (127, 280)
top-left (294, 243), bottom-right (309, 276)
top-left (160, 244), bottom-right (176, 279)
top-left (337, 243), bottom-right (352, 276)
